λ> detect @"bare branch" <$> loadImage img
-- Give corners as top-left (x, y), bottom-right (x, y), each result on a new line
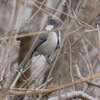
top-left (48, 91), bottom-right (97, 100)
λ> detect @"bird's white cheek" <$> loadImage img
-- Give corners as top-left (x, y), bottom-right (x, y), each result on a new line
top-left (45, 25), bottom-right (54, 30)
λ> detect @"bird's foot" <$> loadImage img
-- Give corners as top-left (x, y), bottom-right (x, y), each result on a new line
top-left (44, 56), bottom-right (52, 65)
top-left (46, 58), bottom-right (52, 65)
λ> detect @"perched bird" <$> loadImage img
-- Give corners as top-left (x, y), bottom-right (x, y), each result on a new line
top-left (26, 19), bottom-right (61, 66)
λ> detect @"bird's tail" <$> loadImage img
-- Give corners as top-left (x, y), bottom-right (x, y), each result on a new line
top-left (22, 51), bottom-right (35, 70)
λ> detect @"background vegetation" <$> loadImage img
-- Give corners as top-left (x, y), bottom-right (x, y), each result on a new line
top-left (0, 0), bottom-right (100, 100)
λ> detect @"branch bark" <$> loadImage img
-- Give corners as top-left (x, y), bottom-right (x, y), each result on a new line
top-left (48, 91), bottom-right (98, 100)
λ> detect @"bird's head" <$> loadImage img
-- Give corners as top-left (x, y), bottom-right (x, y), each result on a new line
top-left (45, 19), bottom-right (59, 30)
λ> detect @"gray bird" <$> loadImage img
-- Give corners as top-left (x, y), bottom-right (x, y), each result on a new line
top-left (25, 19), bottom-right (61, 67)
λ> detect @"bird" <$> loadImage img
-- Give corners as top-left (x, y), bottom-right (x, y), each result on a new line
top-left (25, 19), bottom-right (61, 68)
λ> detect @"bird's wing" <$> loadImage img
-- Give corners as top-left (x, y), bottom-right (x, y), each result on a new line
top-left (56, 31), bottom-right (61, 49)
top-left (34, 36), bottom-right (47, 52)
top-left (29, 35), bottom-right (48, 58)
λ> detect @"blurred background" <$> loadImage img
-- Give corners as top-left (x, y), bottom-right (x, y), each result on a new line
top-left (0, 0), bottom-right (100, 100)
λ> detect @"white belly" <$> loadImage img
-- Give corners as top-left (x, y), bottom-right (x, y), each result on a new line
top-left (36, 32), bottom-right (57, 56)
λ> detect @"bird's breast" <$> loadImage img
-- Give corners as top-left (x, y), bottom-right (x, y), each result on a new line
top-left (36, 32), bottom-right (58, 55)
